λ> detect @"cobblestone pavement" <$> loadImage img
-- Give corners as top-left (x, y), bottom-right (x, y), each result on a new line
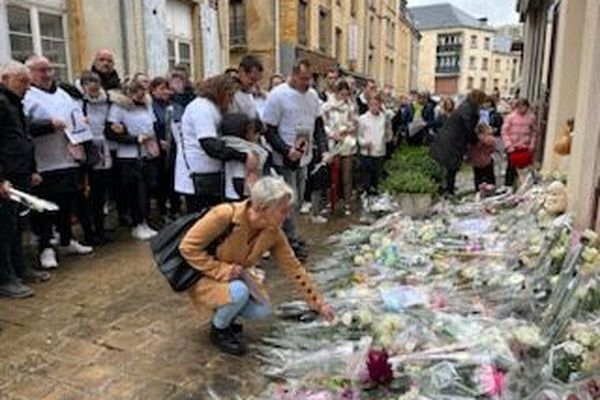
top-left (0, 211), bottom-right (358, 400)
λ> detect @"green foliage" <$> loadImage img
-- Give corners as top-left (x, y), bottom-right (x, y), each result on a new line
top-left (384, 146), bottom-right (443, 181)
top-left (381, 171), bottom-right (438, 194)
top-left (381, 146), bottom-right (441, 194)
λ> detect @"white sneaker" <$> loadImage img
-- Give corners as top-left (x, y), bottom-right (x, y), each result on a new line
top-left (58, 240), bottom-right (93, 255)
top-left (132, 225), bottom-right (152, 240)
top-left (299, 202), bottom-right (311, 215)
top-left (141, 222), bottom-right (158, 238)
top-left (39, 248), bottom-right (58, 269)
top-left (310, 215), bottom-right (328, 224)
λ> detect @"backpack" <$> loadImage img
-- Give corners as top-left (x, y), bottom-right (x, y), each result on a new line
top-left (150, 204), bottom-right (235, 292)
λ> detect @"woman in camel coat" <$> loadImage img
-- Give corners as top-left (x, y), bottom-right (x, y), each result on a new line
top-left (179, 176), bottom-right (334, 356)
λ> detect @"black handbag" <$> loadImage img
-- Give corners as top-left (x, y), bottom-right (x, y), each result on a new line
top-left (150, 205), bottom-right (235, 292)
top-left (191, 171), bottom-right (224, 198)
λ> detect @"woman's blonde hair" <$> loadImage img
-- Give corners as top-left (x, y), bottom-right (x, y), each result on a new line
top-left (250, 177), bottom-right (295, 209)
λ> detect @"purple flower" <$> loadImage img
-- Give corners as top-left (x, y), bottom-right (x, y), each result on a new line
top-left (366, 349), bottom-right (394, 387)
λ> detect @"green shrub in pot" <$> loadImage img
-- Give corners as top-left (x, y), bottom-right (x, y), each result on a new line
top-left (381, 170), bottom-right (438, 195)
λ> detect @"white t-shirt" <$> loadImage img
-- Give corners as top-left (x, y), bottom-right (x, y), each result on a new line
top-left (229, 90), bottom-right (258, 120)
top-left (224, 160), bottom-right (245, 200)
top-left (358, 111), bottom-right (387, 157)
top-left (23, 86), bottom-right (82, 172)
top-left (261, 83), bottom-right (320, 167)
top-left (175, 97), bottom-right (223, 194)
top-left (107, 104), bottom-right (156, 159)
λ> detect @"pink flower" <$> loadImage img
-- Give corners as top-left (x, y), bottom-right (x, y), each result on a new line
top-left (477, 365), bottom-right (507, 397)
top-left (366, 349), bottom-right (394, 387)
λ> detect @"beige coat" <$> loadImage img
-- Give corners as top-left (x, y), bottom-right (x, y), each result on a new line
top-left (179, 201), bottom-right (325, 311)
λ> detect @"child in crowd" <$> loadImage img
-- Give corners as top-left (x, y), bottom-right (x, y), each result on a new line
top-left (358, 93), bottom-right (390, 197)
top-left (468, 123), bottom-right (497, 192)
top-left (221, 113), bottom-right (266, 201)
top-left (106, 80), bottom-right (159, 240)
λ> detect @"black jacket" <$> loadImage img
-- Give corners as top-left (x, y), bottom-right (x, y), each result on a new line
top-left (91, 65), bottom-right (121, 91)
top-left (0, 85), bottom-right (52, 186)
top-left (430, 97), bottom-right (480, 171)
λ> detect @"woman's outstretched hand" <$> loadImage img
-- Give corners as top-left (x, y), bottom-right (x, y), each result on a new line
top-left (319, 303), bottom-right (335, 322)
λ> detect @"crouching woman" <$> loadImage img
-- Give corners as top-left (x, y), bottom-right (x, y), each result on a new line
top-left (179, 177), bottom-right (335, 356)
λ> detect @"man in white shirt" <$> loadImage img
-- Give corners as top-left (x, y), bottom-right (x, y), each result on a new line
top-left (229, 54), bottom-right (263, 122)
top-left (262, 60), bottom-right (321, 259)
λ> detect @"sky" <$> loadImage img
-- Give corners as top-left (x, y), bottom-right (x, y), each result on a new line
top-left (408, 0), bottom-right (519, 27)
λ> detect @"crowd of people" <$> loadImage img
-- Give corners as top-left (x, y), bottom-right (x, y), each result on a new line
top-left (0, 49), bottom-right (538, 303)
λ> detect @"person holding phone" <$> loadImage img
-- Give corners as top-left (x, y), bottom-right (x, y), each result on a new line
top-left (262, 60), bottom-right (321, 261)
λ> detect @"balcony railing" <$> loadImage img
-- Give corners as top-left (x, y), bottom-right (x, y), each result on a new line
top-left (436, 65), bottom-right (461, 74)
top-left (436, 44), bottom-right (462, 54)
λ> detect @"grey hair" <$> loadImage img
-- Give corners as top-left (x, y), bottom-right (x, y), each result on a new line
top-left (0, 60), bottom-right (29, 80)
top-left (250, 177), bottom-right (295, 209)
top-left (25, 55), bottom-right (49, 68)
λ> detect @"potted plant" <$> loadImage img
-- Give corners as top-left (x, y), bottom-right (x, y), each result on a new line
top-left (381, 171), bottom-right (437, 217)
top-left (380, 146), bottom-right (441, 218)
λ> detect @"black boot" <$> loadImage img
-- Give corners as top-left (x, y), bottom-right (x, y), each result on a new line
top-left (210, 324), bottom-right (247, 356)
top-left (230, 322), bottom-right (243, 336)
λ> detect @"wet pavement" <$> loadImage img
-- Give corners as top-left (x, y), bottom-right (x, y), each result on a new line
top-left (0, 210), bottom-right (359, 400)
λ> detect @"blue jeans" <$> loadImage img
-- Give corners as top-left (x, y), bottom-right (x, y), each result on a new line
top-left (212, 280), bottom-right (271, 329)
top-left (276, 165), bottom-right (307, 242)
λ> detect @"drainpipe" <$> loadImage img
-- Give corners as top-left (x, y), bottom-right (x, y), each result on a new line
top-left (274, 0), bottom-right (280, 73)
top-left (119, 0), bottom-right (130, 76)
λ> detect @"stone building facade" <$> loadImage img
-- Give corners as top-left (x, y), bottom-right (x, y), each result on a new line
top-left (519, 0), bottom-right (600, 231)
top-left (410, 3), bottom-right (522, 97)
top-left (222, 0), bottom-right (420, 93)
top-left (0, 0), bottom-right (225, 82)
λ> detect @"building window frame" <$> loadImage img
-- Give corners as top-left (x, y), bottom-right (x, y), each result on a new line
top-left (350, 0), bottom-right (358, 16)
top-left (318, 6), bottom-right (331, 53)
top-left (298, 0), bottom-right (309, 46)
top-left (470, 35), bottom-right (477, 49)
top-left (7, 3), bottom-right (71, 82)
top-left (480, 77), bottom-right (487, 92)
top-left (168, 37), bottom-right (193, 75)
top-left (469, 56), bottom-right (476, 70)
top-left (229, 0), bottom-right (246, 47)
top-left (484, 37), bottom-right (491, 50)
top-left (335, 27), bottom-right (343, 62)
top-left (482, 57), bottom-right (489, 71)
top-left (467, 76), bottom-right (474, 90)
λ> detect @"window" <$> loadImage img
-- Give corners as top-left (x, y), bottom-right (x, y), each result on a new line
top-left (467, 76), bottom-right (474, 90)
top-left (482, 57), bottom-right (489, 71)
top-left (480, 77), bottom-right (487, 92)
top-left (469, 56), bottom-right (476, 70)
top-left (369, 15), bottom-right (375, 48)
top-left (351, 0), bottom-right (358, 16)
top-left (319, 7), bottom-right (331, 53)
top-left (167, 0), bottom-right (194, 74)
top-left (167, 38), bottom-right (192, 72)
top-left (368, 54), bottom-right (373, 77)
top-left (495, 59), bottom-right (501, 72)
top-left (493, 78), bottom-right (499, 89)
top-left (484, 37), bottom-right (491, 50)
top-left (298, 0), bottom-right (309, 46)
top-left (229, 0), bottom-right (246, 46)
top-left (391, 22), bottom-right (396, 48)
top-left (470, 35), bottom-right (477, 49)
top-left (335, 27), bottom-right (343, 61)
top-left (8, 5), bottom-right (69, 82)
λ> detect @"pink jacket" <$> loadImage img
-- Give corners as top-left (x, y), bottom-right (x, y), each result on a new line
top-left (468, 133), bottom-right (496, 168)
top-left (502, 111), bottom-right (538, 152)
